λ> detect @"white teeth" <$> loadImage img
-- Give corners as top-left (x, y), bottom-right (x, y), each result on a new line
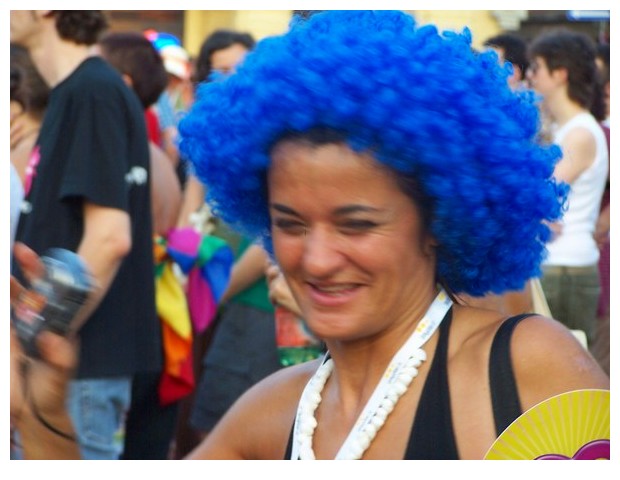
top-left (315, 284), bottom-right (355, 293)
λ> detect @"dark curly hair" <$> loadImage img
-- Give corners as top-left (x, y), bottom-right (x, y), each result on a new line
top-left (179, 10), bottom-right (568, 296)
top-left (53, 11), bottom-right (108, 46)
top-left (99, 31), bottom-right (169, 109)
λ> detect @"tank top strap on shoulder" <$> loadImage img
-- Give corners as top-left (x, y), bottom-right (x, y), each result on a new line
top-left (489, 313), bottom-right (537, 435)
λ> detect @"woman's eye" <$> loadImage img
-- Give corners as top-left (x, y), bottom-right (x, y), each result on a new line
top-left (340, 220), bottom-right (378, 232)
top-left (273, 219), bottom-right (306, 235)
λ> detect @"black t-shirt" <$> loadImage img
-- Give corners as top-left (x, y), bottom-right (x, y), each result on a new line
top-left (14, 57), bottom-right (161, 378)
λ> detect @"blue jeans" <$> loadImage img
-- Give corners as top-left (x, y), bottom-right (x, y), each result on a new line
top-left (66, 377), bottom-right (132, 460)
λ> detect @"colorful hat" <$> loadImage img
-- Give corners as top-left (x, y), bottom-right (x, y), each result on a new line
top-left (144, 30), bottom-right (191, 80)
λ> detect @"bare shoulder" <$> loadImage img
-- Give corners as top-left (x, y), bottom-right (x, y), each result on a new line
top-left (563, 125), bottom-right (597, 148)
top-left (186, 359), bottom-right (321, 460)
top-left (450, 307), bottom-right (608, 399)
top-left (508, 314), bottom-right (609, 410)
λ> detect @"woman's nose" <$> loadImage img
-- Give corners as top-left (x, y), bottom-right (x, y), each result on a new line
top-left (302, 227), bottom-right (344, 278)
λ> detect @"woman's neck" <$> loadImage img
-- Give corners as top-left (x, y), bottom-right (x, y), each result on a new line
top-left (323, 282), bottom-right (440, 411)
top-left (545, 96), bottom-right (587, 128)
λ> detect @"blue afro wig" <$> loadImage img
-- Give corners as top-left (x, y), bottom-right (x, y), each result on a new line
top-left (179, 10), bottom-right (568, 296)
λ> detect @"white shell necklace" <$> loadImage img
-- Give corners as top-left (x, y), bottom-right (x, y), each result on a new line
top-left (290, 287), bottom-right (453, 460)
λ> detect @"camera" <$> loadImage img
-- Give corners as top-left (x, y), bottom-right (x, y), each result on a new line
top-left (12, 248), bottom-right (94, 357)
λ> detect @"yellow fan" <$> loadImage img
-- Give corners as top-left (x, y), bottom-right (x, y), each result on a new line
top-left (484, 389), bottom-right (610, 460)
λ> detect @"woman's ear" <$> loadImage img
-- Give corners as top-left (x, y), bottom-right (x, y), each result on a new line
top-left (552, 66), bottom-right (569, 85)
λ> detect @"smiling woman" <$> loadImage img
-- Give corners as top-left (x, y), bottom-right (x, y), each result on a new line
top-left (11, 9), bottom-right (609, 461)
top-left (176, 10), bottom-right (609, 460)
top-left (268, 140), bottom-right (437, 343)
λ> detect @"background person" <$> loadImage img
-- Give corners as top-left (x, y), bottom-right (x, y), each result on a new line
top-left (98, 30), bottom-right (184, 459)
top-left (483, 32), bottom-right (529, 90)
top-left (527, 29), bottom-right (609, 351)
top-left (181, 29), bottom-right (283, 454)
top-left (10, 10), bottom-right (160, 459)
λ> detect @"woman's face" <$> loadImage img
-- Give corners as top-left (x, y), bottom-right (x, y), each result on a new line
top-left (527, 56), bottom-right (562, 100)
top-left (211, 43), bottom-right (249, 75)
top-left (268, 141), bottom-right (437, 342)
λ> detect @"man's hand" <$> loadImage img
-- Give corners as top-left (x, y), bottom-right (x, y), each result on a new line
top-left (10, 328), bottom-right (78, 425)
top-left (10, 243), bottom-right (78, 424)
top-left (10, 242), bottom-right (80, 459)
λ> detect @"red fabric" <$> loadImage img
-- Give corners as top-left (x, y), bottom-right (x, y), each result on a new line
top-left (158, 320), bottom-right (195, 406)
top-left (145, 107), bottom-right (162, 146)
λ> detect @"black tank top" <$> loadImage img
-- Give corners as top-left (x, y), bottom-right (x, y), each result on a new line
top-left (284, 310), bottom-right (533, 459)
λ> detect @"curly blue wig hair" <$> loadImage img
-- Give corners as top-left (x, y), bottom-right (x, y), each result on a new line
top-left (179, 10), bottom-right (567, 296)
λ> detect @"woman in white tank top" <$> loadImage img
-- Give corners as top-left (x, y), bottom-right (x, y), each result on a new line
top-left (527, 29), bottom-right (609, 348)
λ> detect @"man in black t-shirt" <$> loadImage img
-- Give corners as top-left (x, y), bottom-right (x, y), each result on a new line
top-left (10, 11), bottom-right (161, 459)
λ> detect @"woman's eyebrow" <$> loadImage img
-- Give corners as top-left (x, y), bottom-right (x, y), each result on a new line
top-left (270, 203), bottom-right (300, 216)
top-left (333, 205), bottom-right (383, 216)
top-left (271, 203), bottom-right (384, 217)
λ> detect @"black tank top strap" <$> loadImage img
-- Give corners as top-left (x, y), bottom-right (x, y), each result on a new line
top-left (404, 306), bottom-right (457, 459)
top-left (489, 313), bottom-right (537, 436)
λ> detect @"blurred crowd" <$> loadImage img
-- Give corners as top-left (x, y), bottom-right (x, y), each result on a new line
top-left (10, 10), bottom-right (610, 460)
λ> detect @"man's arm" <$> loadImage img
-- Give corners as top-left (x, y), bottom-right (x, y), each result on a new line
top-left (150, 141), bottom-right (182, 236)
top-left (71, 202), bottom-right (131, 331)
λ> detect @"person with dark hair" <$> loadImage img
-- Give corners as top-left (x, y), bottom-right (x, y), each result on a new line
top-left (10, 43), bottom-right (50, 184)
top-left (527, 29), bottom-right (609, 353)
top-left (176, 29), bottom-right (256, 231)
top-left (10, 10), bottom-right (161, 459)
top-left (99, 32), bottom-right (169, 111)
top-left (98, 31), bottom-right (183, 459)
top-left (98, 32), bottom-right (181, 237)
top-left (11, 10), bottom-right (609, 461)
top-left (483, 32), bottom-right (529, 90)
top-left (192, 29), bottom-right (255, 86)
top-left (179, 28), bottom-right (286, 455)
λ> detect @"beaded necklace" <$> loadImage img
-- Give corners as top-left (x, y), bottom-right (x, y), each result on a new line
top-left (291, 287), bottom-right (453, 460)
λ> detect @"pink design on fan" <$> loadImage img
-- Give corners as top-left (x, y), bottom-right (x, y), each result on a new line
top-left (535, 439), bottom-right (610, 460)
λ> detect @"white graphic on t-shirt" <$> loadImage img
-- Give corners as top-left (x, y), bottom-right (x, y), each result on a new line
top-left (125, 166), bottom-right (148, 186)
top-left (21, 200), bottom-right (32, 214)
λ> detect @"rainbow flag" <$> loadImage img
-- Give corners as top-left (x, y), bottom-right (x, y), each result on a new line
top-left (153, 227), bottom-right (233, 405)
